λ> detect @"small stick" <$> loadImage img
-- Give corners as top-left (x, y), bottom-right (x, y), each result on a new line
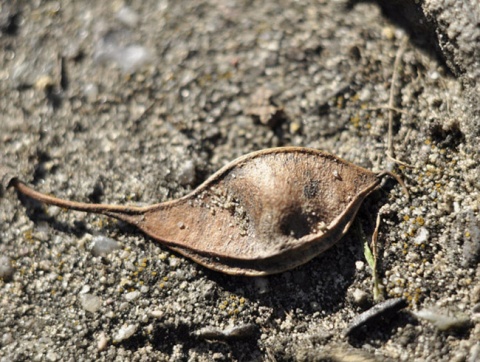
top-left (365, 105), bottom-right (408, 115)
top-left (377, 171), bottom-right (410, 199)
top-left (386, 36), bottom-right (413, 168)
top-left (370, 208), bottom-right (384, 301)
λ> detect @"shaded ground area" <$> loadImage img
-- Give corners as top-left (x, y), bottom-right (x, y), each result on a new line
top-left (1, 1), bottom-right (479, 361)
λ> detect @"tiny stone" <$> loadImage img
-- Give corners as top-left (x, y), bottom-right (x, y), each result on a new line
top-left (119, 302), bottom-right (129, 311)
top-left (352, 288), bottom-right (369, 307)
top-left (80, 285), bottom-right (91, 294)
top-left (355, 261), bottom-right (365, 271)
top-left (116, 6), bottom-right (139, 27)
top-left (414, 227), bottom-right (429, 245)
top-left (46, 350), bottom-right (59, 362)
top-left (97, 332), bottom-right (109, 351)
top-left (149, 309), bottom-right (164, 319)
top-left (125, 290), bottom-right (141, 302)
top-left (83, 83), bottom-right (98, 102)
top-left (289, 122), bottom-right (301, 134)
top-left (359, 88), bottom-right (372, 102)
top-left (79, 293), bottom-right (103, 313)
top-left (169, 257), bottom-right (180, 268)
top-left (178, 159), bottom-right (196, 186)
top-left (414, 308), bottom-right (472, 331)
top-left (96, 44), bottom-right (153, 73)
top-left (194, 323), bottom-right (257, 340)
top-left (2, 332), bottom-right (14, 346)
top-left (0, 256), bottom-right (14, 281)
top-left (114, 324), bottom-right (137, 342)
top-left (91, 236), bottom-right (121, 257)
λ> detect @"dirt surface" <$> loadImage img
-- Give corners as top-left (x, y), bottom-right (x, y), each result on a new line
top-left (1, 1), bottom-right (479, 361)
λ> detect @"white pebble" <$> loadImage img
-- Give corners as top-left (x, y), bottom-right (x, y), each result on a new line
top-left (149, 309), bottom-right (164, 318)
top-left (97, 331), bottom-right (109, 351)
top-left (352, 288), bottom-right (369, 306)
top-left (91, 236), bottom-right (121, 257)
top-left (1, 332), bottom-right (14, 346)
top-left (79, 285), bottom-right (91, 294)
top-left (359, 88), bottom-right (372, 102)
top-left (178, 159), bottom-right (196, 186)
top-left (169, 257), bottom-right (180, 268)
top-left (116, 6), bottom-right (140, 27)
top-left (83, 83), bottom-right (99, 102)
top-left (114, 324), bottom-right (137, 342)
top-left (0, 256), bottom-right (14, 281)
top-left (124, 290), bottom-right (141, 302)
top-left (79, 293), bottom-right (103, 313)
top-left (46, 351), bottom-right (59, 362)
top-left (414, 308), bottom-right (470, 331)
top-left (355, 260), bottom-right (365, 271)
top-left (414, 227), bottom-right (429, 245)
top-left (95, 43), bottom-right (153, 73)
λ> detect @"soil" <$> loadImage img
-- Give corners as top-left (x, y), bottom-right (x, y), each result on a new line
top-left (1, 1), bottom-right (479, 361)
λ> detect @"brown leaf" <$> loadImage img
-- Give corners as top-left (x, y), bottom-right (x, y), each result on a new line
top-left (10, 147), bottom-right (386, 276)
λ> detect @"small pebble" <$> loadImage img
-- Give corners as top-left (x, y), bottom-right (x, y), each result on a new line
top-left (169, 257), bottom-right (180, 268)
top-left (2, 332), bottom-right (14, 346)
top-left (178, 159), bottom-right (196, 186)
top-left (351, 288), bottom-right (369, 307)
top-left (97, 332), bottom-right (109, 351)
top-left (414, 308), bottom-right (472, 331)
top-left (355, 261), bottom-right (365, 271)
top-left (83, 83), bottom-right (98, 102)
top-left (91, 236), bottom-right (121, 257)
top-left (46, 350), bottom-right (59, 362)
top-left (95, 43), bottom-right (153, 73)
top-left (119, 302), bottom-right (129, 311)
top-left (79, 293), bottom-right (103, 313)
top-left (80, 285), bottom-right (91, 294)
top-left (124, 290), bottom-right (141, 302)
top-left (116, 6), bottom-right (139, 27)
top-left (414, 227), bottom-right (429, 245)
top-left (0, 256), bottom-right (15, 281)
top-left (194, 323), bottom-right (257, 340)
top-left (114, 324), bottom-right (137, 342)
top-left (149, 309), bottom-right (164, 319)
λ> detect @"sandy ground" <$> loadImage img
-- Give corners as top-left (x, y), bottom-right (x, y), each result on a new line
top-left (1, 1), bottom-right (479, 361)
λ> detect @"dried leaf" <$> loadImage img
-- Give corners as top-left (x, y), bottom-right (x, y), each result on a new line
top-left (9, 147), bottom-right (395, 276)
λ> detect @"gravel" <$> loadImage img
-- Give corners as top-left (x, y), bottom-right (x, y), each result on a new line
top-left (0, 0), bottom-right (479, 361)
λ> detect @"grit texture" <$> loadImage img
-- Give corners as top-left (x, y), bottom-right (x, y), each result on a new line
top-left (1, 1), bottom-right (479, 361)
